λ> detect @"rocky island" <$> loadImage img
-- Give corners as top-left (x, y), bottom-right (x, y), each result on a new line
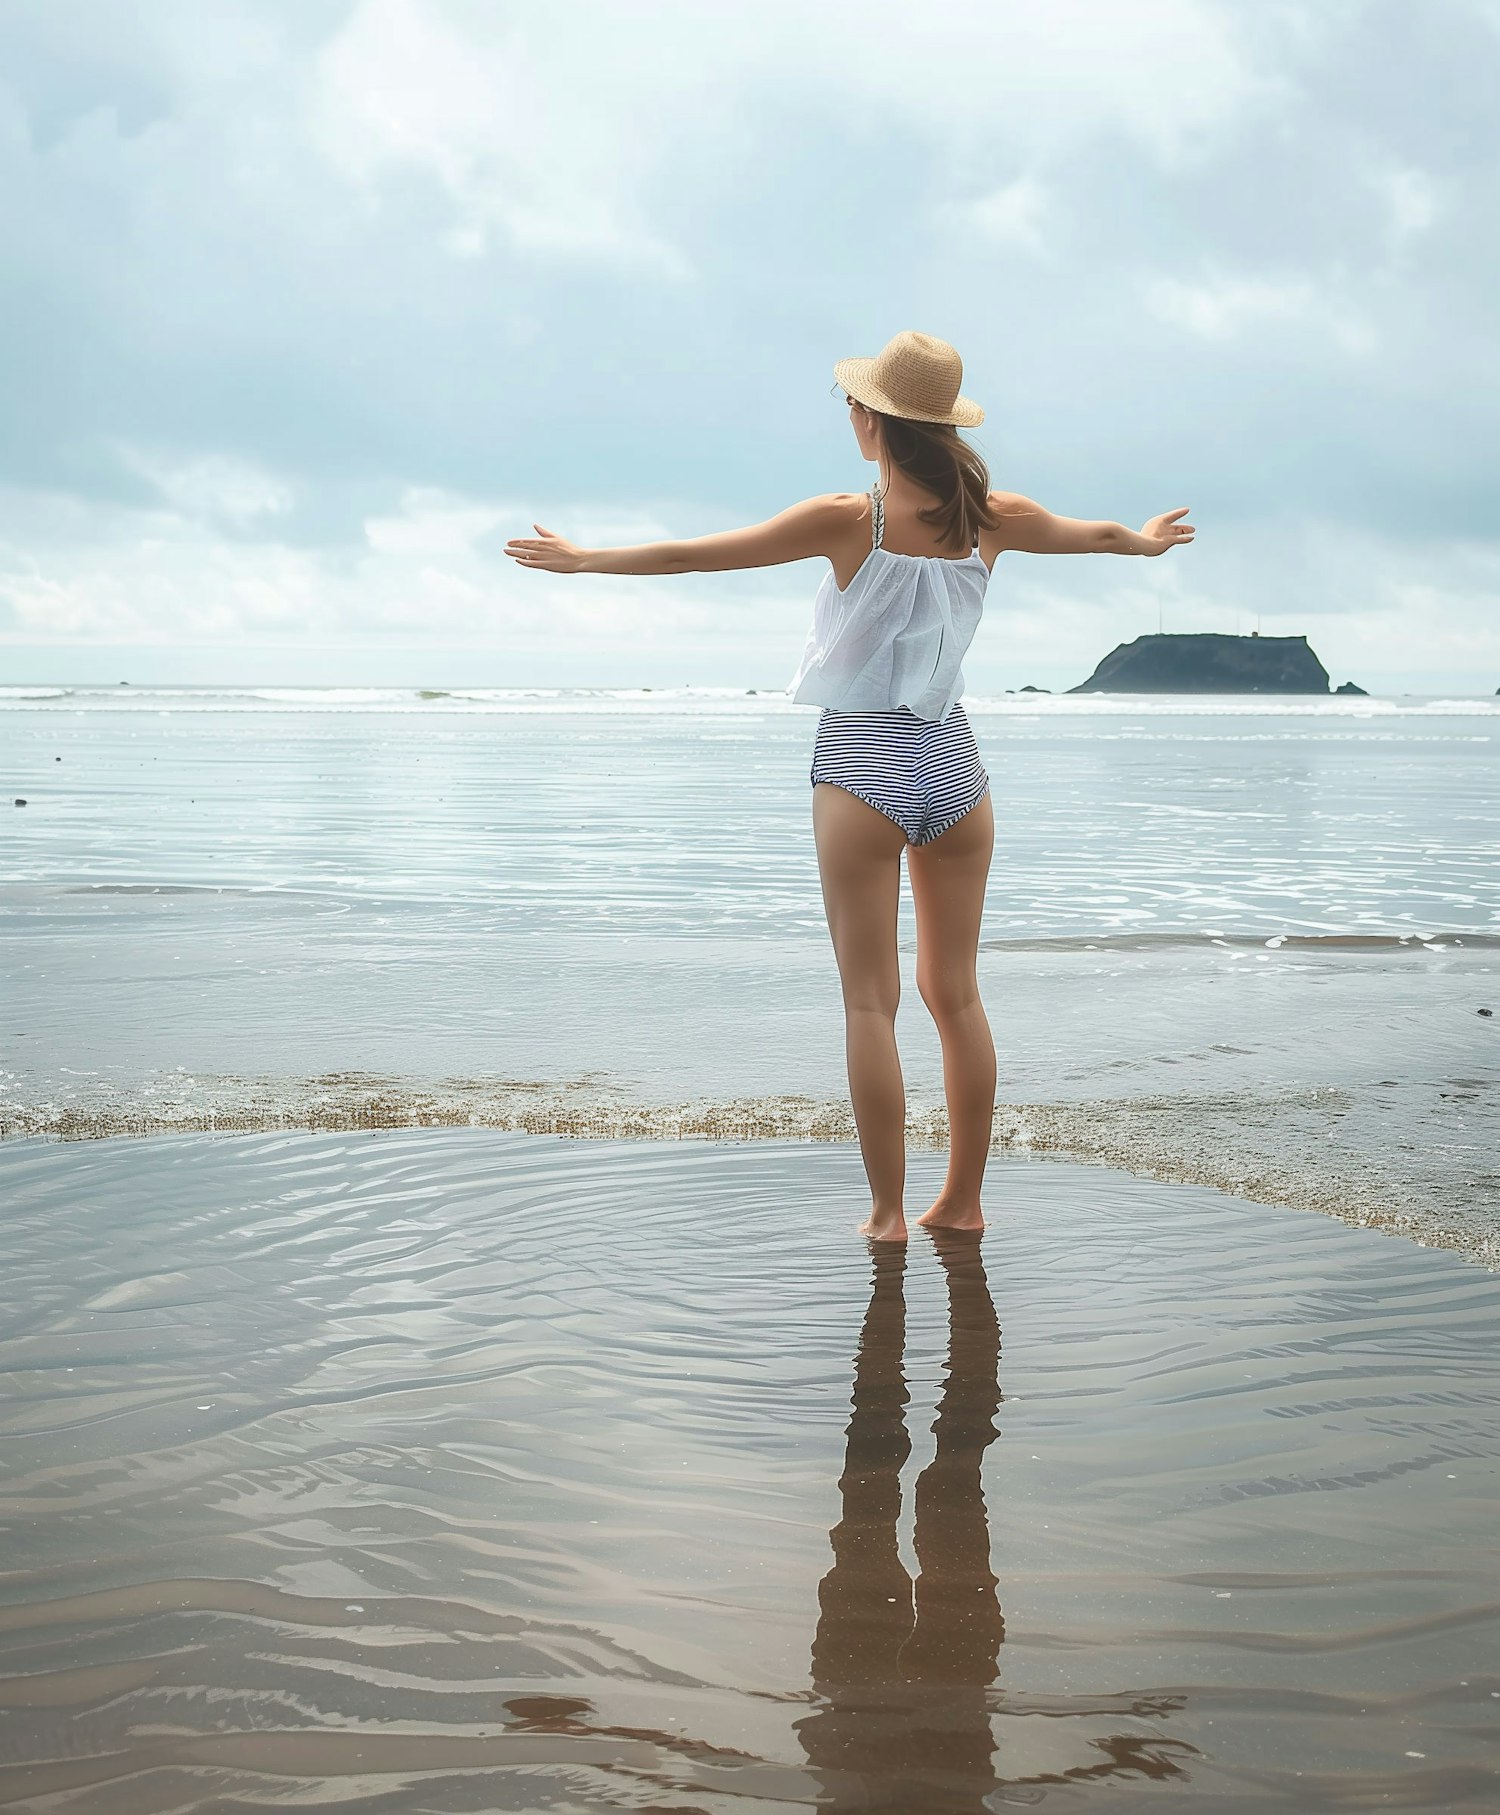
top-left (1069, 632), bottom-right (1331, 694)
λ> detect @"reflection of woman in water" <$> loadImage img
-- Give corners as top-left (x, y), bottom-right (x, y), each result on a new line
top-left (794, 1232), bottom-right (1005, 1810)
top-left (495, 1237), bottom-right (1193, 1804)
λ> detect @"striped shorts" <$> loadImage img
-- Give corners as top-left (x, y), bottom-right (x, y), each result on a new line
top-left (810, 703), bottom-right (990, 846)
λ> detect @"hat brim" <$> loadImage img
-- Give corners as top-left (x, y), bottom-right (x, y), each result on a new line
top-left (834, 356), bottom-right (985, 427)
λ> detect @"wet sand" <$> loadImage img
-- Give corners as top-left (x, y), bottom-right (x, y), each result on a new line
top-left (2, 1129), bottom-right (1498, 1811)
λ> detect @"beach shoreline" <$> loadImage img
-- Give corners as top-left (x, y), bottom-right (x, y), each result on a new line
top-left (5, 1071), bottom-right (1497, 1269)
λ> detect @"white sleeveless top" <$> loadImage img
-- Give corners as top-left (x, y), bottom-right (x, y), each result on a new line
top-left (786, 487), bottom-right (991, 723)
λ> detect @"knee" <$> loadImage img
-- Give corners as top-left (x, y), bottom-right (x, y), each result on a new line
top-left (842, 985), bottom-right (900, 1023)
top-left (917, 966), bottom-right (979, 1023)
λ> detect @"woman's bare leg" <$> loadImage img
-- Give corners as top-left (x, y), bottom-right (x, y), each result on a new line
top-left (906, 794), bottom-right (996, 1231)
top-left (812, 782), bottom-right (910, 1241)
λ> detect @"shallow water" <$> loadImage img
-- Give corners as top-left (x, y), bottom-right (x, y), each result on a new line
top-left (3, 692), bottom-right (1497, 1260)
top-left (2, 1129), bottom-right (1498, 1810)
top-left (5, 689), bottom-right (1498, 940)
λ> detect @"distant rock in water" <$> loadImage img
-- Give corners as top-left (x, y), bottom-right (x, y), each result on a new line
top-left (1069, 633), bottom-right (1330, 694)
top-left (1019, 684), bottom-right (1051, 693)
top-left (1334, 681), bottom-right (1369, 695)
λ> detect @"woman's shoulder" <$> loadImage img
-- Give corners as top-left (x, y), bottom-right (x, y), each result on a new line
top-left (764, 492), bottom-right (869, 529)
top-left (775, 492), bottom-right (873, 549)
top-left (806, 490), bottom-right (873, 522)
top-left (986, 489), bottom-right (1040, 516)
top-left (978, 489), bottom-right (1044, 558)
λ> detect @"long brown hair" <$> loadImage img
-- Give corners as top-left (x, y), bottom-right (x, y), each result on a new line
top-left (874, 412), bottom-right (1004, 552)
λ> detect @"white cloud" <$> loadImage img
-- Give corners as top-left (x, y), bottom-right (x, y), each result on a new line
top-left (959, 516), bottom-right (1500, 694)
top-left (1383, 167), bottom-right (1438, 238)
top-left (940, 175), bottom-right (1052, 254)
top-left (0, 481), bottom-right (739, 650)
top-left (115, 447), bottom-right (294, 526)
top-left (1143, 268), bottom-right (1376, 353)
top-left (5, 484), bottom-right (1497, 695)
top-left (363, 488), bottom-right (507, 556)
top-left (800, 0), bottom-right (1281, 168)
top-left (301, 0), bottom-right (1282, 271)
top-left (1146, 272), bottom-right (1310, 338)
top-left (306, 0), bottom-right (693, 273)
top-left (1372, 164), bottom-right (1440, 258)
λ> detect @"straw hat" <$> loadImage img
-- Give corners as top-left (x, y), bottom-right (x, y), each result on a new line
top-left (834, 330), bottom-right (984, 427)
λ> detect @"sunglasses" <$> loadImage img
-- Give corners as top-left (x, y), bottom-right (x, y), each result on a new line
top-left (829, 384), bottom-right (862, 408)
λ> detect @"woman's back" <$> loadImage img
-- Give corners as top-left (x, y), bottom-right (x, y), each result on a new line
top-left (787, 487), bottom-right (992, 724)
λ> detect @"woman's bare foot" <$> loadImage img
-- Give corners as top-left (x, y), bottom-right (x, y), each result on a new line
top-left (858, 1208), bottom-right (909, 1242)
top-left (916, 1196), bottom-right (985, 1233)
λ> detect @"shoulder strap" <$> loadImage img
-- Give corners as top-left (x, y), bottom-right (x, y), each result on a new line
top-left (870, 486), bottom-right (884, 550)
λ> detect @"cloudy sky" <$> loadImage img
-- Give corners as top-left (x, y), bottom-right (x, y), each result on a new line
top-left (2, 0), bottom-right (1497, 693)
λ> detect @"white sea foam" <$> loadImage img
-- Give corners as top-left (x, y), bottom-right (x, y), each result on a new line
top-left (2, 683), bottom-right (1497, 717)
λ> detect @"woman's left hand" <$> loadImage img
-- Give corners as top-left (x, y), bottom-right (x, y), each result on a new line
top-left (504, 525), bottom-right (589, 572)
top-left (1139, 508), bottom-right (1195, 554)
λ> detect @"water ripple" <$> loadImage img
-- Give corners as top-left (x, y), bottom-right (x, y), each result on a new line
top-left (1, 1131), bottom-right (1498, 1809)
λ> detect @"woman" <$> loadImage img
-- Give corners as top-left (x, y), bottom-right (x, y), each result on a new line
top-left (505, 331), bottom-right (1193, 1243)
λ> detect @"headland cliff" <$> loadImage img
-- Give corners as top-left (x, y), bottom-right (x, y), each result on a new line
top-left (1069, 633), bottom-right (1331, 694)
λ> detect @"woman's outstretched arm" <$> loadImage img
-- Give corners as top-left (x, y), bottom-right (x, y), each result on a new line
top-left (991, 491), bottom-right (1194, 556)
top-left (504, 495), bottom-right (853, 576)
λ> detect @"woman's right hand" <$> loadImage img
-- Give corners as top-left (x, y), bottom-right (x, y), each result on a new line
top-left (504, 524), bottom-right (590, 573)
